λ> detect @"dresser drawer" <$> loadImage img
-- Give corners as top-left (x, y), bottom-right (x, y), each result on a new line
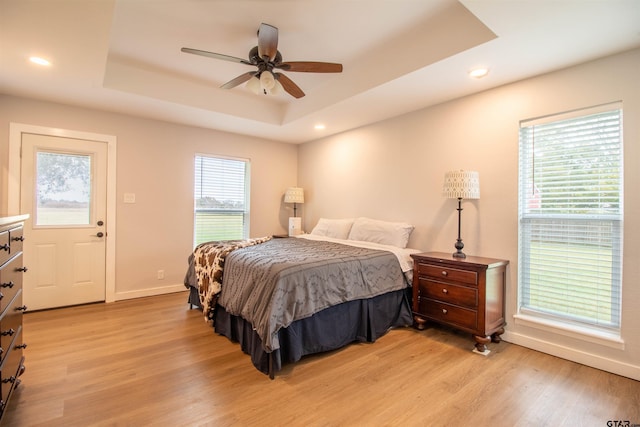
top-left (418, 299), bottom-right (478, 331)
top-left (8, 225), bottom-right (23, 256)
top-left (0, 232), bottom-right (9, 267)
top-left (0, 254), bottom-right (22, 316)
top-left (0, 290), bottom-right (24, 364)
top-left (0, 326), bottom-right (24, 406)
top-left (418, 278), bottom-right (478, 308)
top-left (416, 263), bottom-right (478, 285)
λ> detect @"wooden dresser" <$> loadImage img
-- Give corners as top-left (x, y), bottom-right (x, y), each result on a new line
top-left (0, 215), bottom-right (29, 420)
top-left (411, 252), bottom-right (508, 353)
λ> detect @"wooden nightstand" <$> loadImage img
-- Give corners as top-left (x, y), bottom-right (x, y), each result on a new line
top-left (411, 252), bottom-right (509, 353)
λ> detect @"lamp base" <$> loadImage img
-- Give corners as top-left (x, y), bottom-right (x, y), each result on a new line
top-left (452, 238), bottom-right (466, 258)
top-left (288, 217), bottom-right (302, 236)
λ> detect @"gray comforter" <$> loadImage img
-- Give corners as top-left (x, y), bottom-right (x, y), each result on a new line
top-left (217, 237), bottom-right (407, 352)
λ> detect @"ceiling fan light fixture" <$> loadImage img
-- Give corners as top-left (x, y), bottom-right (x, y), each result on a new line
top-left (260, 70), bottom-right (276, 90)
top-left (246, 75), bottom-right (261, 94)
top-left (270, 78), bottom-right (283, 95)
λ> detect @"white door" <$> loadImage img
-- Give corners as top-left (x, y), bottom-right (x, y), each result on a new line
top-left (20, 133), bottom-right (108, 310)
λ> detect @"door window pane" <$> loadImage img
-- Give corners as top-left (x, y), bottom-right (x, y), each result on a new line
top-left (36, 151), bottom-right (92, 226)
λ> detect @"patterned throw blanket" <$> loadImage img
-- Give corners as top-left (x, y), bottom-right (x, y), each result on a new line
top-left (193, 236), bottom-right (272, 322)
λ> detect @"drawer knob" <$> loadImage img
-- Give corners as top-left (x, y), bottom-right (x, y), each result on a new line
top-left (1, 329), bottom-right (15, 337)
top-left (2, 376), bottom-right (16, 384)
top-left (442, 288), bottom-right (448, 294)
top-left (1, 281), bottom-right (14, 288)
top-left (15, 343), bottom-right (27, 350)
top-left (16, 305), bottom-right (27, 312)
top-left (16, 266), bottom-right (28, 272)
top-left (442, 309), bottom-right (448, 314)
top-left (441, 270), bottom-right (448, 276)
top-left (11, 236), bottom-right (25, 242)
top-left (0, 244), bottom-right (8, 252)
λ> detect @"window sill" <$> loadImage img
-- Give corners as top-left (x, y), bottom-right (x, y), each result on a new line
top-left (513, 313), bottom-right (625, 350)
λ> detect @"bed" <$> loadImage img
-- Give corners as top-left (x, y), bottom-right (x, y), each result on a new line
top-left (184, 217), bottom-right (419, 378)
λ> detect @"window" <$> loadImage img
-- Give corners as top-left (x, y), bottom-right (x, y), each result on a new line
top-left (194, 155), bottom-right (249, 246)
top-left (518, 104), bottom-right (623, 333)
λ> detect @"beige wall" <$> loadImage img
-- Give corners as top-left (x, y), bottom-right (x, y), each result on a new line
top-left (0, 96), bottom-right (298, 298)
top-left (298, 48), bottom-right (640, 379)
top-left (1, 48), bottom-right (637, 380)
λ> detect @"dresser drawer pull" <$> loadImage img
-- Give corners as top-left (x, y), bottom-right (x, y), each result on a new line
top-left (11, 236), bottom-right (25, 242)
top-left (16, 266), bottom-right (28, 272)
top-left (1, 328), bottom-right (15, 337)
top-left (15, 343), bottom-right (27, 350)
top-left (16, 305), bottom-right (27, 312)
top-left (442, 309), bottom-right (448, 314)
top-left (1, 281), bottom-right (14, 288)
top-left (2, 376), bottom-right (16, 384)
top-left (442, 288), bottom-right (448, 294)
top-left (0, 244), bottom-right (9, 252)
top-left (441, 271), bottom-right (448, 276)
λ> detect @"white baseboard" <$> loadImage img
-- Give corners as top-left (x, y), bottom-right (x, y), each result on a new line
top-left (113, 283), bottom-right (187, 301)
top-left (502, 330), bottom-right (640, 381)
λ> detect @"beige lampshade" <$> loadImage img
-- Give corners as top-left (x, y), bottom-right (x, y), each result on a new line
top-left (443, 170), bottom-right (480, 199)
top-left (284, 187), bottom-right (304, 204)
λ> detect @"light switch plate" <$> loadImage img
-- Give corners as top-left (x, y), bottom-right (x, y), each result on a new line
top-left (124, 193), bottom-right (136, 203)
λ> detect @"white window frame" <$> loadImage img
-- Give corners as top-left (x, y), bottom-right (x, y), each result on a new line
top-left (516, 103), bottom-right (623, 346)
top-left (193, 154), bottom-right (250, 247)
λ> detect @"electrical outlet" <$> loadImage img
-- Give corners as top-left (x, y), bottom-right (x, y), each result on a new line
top-left (157, 270), bottom-right (165, 280)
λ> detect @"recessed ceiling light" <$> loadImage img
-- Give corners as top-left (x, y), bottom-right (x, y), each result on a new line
top-left (314, 124), bottom-right (326, 130)
top-left (29, 56), bottom-right (51, 66)
top-left (469, 67), bottom-right (489, 79)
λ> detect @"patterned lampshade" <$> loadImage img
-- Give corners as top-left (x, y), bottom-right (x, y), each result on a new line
top-left (284, 187), bottom-right (305, 204)
top-left (443, 170), bottom-right (480, 199)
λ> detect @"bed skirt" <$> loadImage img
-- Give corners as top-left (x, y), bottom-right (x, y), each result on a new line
top-left (188, 287), bottom-right (412, 377)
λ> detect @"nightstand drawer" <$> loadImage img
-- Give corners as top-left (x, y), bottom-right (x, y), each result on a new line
top-left (419, 299), bottom-right (478, 331)
top-left (416, 263), bottom-right (478, 285)
top-left (419, 279), bottom-right (477, 308)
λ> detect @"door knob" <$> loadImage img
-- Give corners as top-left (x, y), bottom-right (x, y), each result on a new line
top-left (96, 232), bottom-right (104, 238)
top-left (97, 220), bottom-right (104, 226)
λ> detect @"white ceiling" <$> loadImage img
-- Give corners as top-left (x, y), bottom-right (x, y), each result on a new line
top-left (1, 0), bottom-right (639, 144)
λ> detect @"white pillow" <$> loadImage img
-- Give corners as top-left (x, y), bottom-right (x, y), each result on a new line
top-left (347, 217), bottom-right (414, 248)
top-left (310, 218), bottom-right (355, 240)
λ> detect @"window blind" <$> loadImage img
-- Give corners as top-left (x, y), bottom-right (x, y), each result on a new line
top-left (194, 155), bottom-right (249, 246)
top-left (518, 106), bottom-right (623, 331)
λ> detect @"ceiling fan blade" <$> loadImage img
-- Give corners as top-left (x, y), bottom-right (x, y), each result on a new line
top-left (276, 62), bottom-right (343, 73)
top-left (257, 23), bottom-right (278, 61)
top-left (275, 73), bottom-right (305, 98)
top-left (181, 47), bottom-right (252, 65)
top-left (220, 71), bottom-right (257, 89)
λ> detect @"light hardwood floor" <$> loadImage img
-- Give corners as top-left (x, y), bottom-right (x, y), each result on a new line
top-left (3, 291), bottom-right (639, 426)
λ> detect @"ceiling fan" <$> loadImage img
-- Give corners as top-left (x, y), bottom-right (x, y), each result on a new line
top-left (181, 23), bottom-right (343, 99)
